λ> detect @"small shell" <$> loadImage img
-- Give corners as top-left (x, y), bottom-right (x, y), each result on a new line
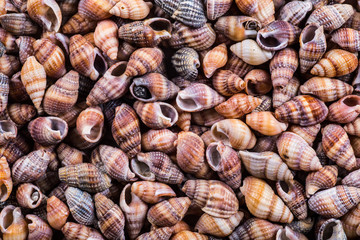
top-left (0, 54), bottom-right (20, 77)
top-left (229, 218), bottom-right (282, 240)
top-left (331, 28), bottom-right (360, 52)
top-left (58, 163), bottom-right (112, 193)
top-left (182, 179), bottom-right (239, 218)
top-left (94, 20), bottom-right (118, 60)
top-left (0, 134), bottom-right (31, 164)
top-left (137, 227), bottom-right (173, 240)
top-left (16, 36), bottom-right (35, 65)
top-left (214, 16), bottom-right (260, 42)
top-left (341, 202), bottom-right (360, 238)
top-left (8, 72), bottom-right (29, 102)
top-left (235, 0), bottom-right (275, 25)
top-left (141, 129), bottom-right (177, 154)
top-left (16, 183), bottom-right (44, 209)
top-left (211, 119), bottom-right (256, 150)
top-left (191, 109), bottom-right (224, 127)
top-left (0, 13), bottom-right (38, 35)
top-left (124, 47), bottom-right (163, 77)
top-left (65, 187), bottom-right (95, 226)
top-left (308, 186), bottom-right (360, 218)
top-left (239, 151), bottom-right (294, 181)
top-left (58, 102), bottom-right (87, 128)
top-left (0, 206), bottom-right (28, 240)
top-left (286, 217), bottom-right (314, 235)
top-left (76, 106), bottom-right (104, 144)
top-left (345, 117), bottom-right (360, 137)
top-left (171, 231), bottom-right (208, 240)
top-left (306, 4), bottom-right (354, 32)
top-left (46, 196), bottom-right (69, 230)
top-left (131, 181), bottom-right (176, 204)
top-left (276, 180), bottom-right (308, 220)
top-left (288, 124), bottom-right (321, 146)
top-left (244, 69), bottom-right (272, 96)
top-left (206, 141), bottom-right (241, 189)
top-left (20, 56), bottom-right (46, 113)
top-left (110, 0), bottom-right (152, 20)
top-left (28, 117), bottom-right (68, 146)
top-left (246, 111), bottom-right (288, 136)
top-left (269, 47), bottom-right (298, 88)
top-left (276, 226), bottom-right (308, 240)
top-left (225, 52), bottom-right (253, 77)
top-left (0, 120), bottom-right (16, 145)
top-left (0, 74), bottom-right (7, 113)
top-left (306, 165), bottom-right (338, 197)
top-left (26, 214), bottom-right (53, 240)
top-left (230, 39), bottom-right (274, 65)
top-left (311, 49), bottom-right (358, 77)
top-left (205, 0), bottom-right (232, 20)
top-left (212, 70), bottom-right (245, 96)
top-left (202, 43), bottom-right (227, 78)
top-left (171, 47), bottom-right (200, 81)
top-left (278, 1), bottom-right (313, 26)
top-left (277, 131), bottom-right (322, 171)
top-left (317, 218), bottom-right (347, 240)
top-left (0, 156), bottom-right (11, 202)
top-left (57, 143), bottom-right (84, 166)
top-left (27, 0), bottom-right (62, 32)
top-left (61, 222), bottom-right (104, 240)
top-left (255, 96), bottom-right (273, 113)
top-left (0, 27), bottom-right (17, 53)
top-left (240, 176), bottom-right (294, 223)
top-left (272, 76), bottom-right (300, 108)
top-left (327, 95), bottom-right (360, 123)
top-left (256, 21), bottom-right (301, 51)
top-left (78, 0), bottom-right (114, 20)
top-left (169, 22), bottom-right (216, 51)
top-left (62, 13), bottom-right (97, 34)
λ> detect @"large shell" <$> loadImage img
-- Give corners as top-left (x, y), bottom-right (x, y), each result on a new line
top-left (230, 39), bottom-right (274, 66)
top-left (124, 47), bottom-right (163, 77)
top-left (214, 16), bottom-right (260, 41)
top-left (94, 20), bottom-right (119, 60)
top-left (0, 206), bottom-right (28, 240)
top-left (131, 181), bottom-right (176, 204)
top-left (202, 43), bottom-right (227, 78)
top-left (331, 28), bottom-right (360, 52)
top-left (46, 196), bottom-right (69, 230)
top-left (26, 214), bottom-right (53, 240)
top-left (246, 111), bottom-right (288, 136)
top-left (288, 124), bottom-right (321, 146)
top-left (28, 117), bottom-right (68, 146)
top-left (110, 0), bottom-right (152, 20)
top-left (240, 176), bottom-right (294, 223)
top-left (277, 131), bottom-right (322, 171)
top-left (278, 1), bottom-right (313, 26)
top-left (154, 0), bottom-right (206, 28)
top-left (65, 187), bottom-right (95, 226)
top-left (211, 119), bottom-right (256, 150)
top-left (212, 70), bottom-right (245, 96)
top-left (306, 4), bottom-right (354, 32)
top-left (235, 0), bottom-right (275, 25)
top-left (141, 129), bottom-right (177, 154)
top-left (61, 222), bottom-right (103, 240)
top-left (308, 186), bottom-right (360, 218)
top-left (182, 179), bottom-right (239, 218)
top-left (269, 48), bottom-right (298, 88)
top-left (345, 117), bottom-right (360, 137)
top-left (16, 183), bottom-right (44, 209)
top-left (306, 165), bottom-right (338, 197)
top-left (171, 47), bottom-right (200, 81)
top-left (239, 151), bottom-right (294, 181)
top-left (229, 218), bottom-right (282, 240)
top-left (0, 13), bottom-right (38, 35)
top-left (272, 76), bottom-right (300, 108)
top-left (327, 95), bottom-right (360, 123)
top-left (0, 156), bottom-right (11, 202)
top-left (76, 106), bottom-right (104, 144)
top-left (27, 0), bottom-right (62, 32)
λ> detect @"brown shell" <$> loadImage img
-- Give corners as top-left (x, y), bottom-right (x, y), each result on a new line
top-left (244, 69), bottom-right (272, 96)
top-left (246, 111), bottom-right (288, 136)
top-left (9, 72), bottom-right (29, 102)
top-left (0, 73), bottom-right (8, 113)
top-left (235, 0), bottom-right (275, 25)
top-left (141, 129), bottom-right (177, 154)
top-left (0, 205), bottom-right (28, 240)
top-left (28, 117), bottom-right (68, 146)
top-left (110, 0), bottom-right (152, 20)
top-left (205, 0), bottom-right (232, 20)
top-left (137, 227), bottom-right (173, 240)
top-left (0, 13), bottom-right (38, 35)
top-left (230, 39), bottom-right (274, 66)
top-left (212, 70), bottom-right (245, 96)
top-left (26, 214), bottom-right (53, 240)
top-left (0, 134), bottom-right (31, 164)
top-left (171, 47), bottom-right (200, 81)
top-left (278, 1), bottom-right (313, 26)
top-left (272, 77), bottom-right (300, 108)
top-left (341, 203), bottom-right (360, 239)
top-left (16, 183), bottom-right (44, 209)
top-left (0, 27), bottom-right (17, 53)
top-left (15, 36), bottom-right (35, 65)
top-left (225, 52), bottom-right (253, 77)
top-left (345, 117), bottom-right (360, 137)
top-left (131, 181), bottom-right (176, 204)
top-left (46, 196), bottom-right (69, 230)
top-left (0, 156), bottom-right (12, 202)
top-left (78, 0), bottom-right (114, 20)
top-left (58, 102), bottom-right (87, 128)
top-left (202, 43), bottom-right (227, 78)
top-left (306, 165), bottom-right (338, 197)
top-left (57, 143), bottom-right (84, 166)
top-left (171, 231), bottom-right (208, 240)
top-left (62, 13), bottom-right (97, 34)
top-left (269, 48), bottom-right (298, 88)
top-left (229, 218), bottom-right (282, 240)
top-left (94, 19), bottom-right (119, 60)
top-left (191, 108), bottom-right (224, 127)
top-left (0, 54), bottom-right (20, 77)
top-left (327, 95), bottom-right (360, 123)
top-left (76, 106), bottom-right (104, 144)
top-left (61, 222), bottom-right (103, 240)
top-left (125, 47), bottom-right (163, 77)
top-left (331, 28), bottom-right (360, 52)
top-left (27, 0), bottom-right (62, 32)
top-left (288, 124), bottom-right (321, 146)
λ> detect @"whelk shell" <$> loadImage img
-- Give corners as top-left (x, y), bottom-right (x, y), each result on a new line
top-left (246, 111), bottom-right (288, 136)
top-left (171, 47), bottom-right (200, 81)
top-left (61, 222), bottom-right (103, 240)
top-left (288, 124), bottom-right (321, 146)
top-left (109, 0), bottom-right (152, 20)
top-left (0, 156), bottom-right (11, 202)
top-left (269, 47), bottom-right (298, 88)
top-left (306, 165), bottom-right (338, 197)
top-left (344, 117), bottom-right (360, 137)
top-left (26, 214), bottom-right (53, 240)
top-left (212, 70), bottom-right (245, 96)
top-left (94, 19), bottom-right (119, 60)
top-left (235, 0), bottom-right (275, 25)
top-left (230, 39), bottom-right (274, 65)
top-left (327, 95), bottom-right (360, 123)
top-left (125, 47), bottom-right (163, 77)
top-left (16, 183), bottom-right (44, 209)
top-left (46, 196), bottom-right (69, 230)
top-left (0, 205), bottom-right (28, 240)
top-left (214, 16), bottom-right (260, 41)
top-left (244, 69), bottom-right (272, 96)
top-left (131, 181), bottom-right (176, 204)
top-left (331, 28), bottom-right (360, 52)
top-left (202, 43), bottom-right (228, 78)
top-left (278, 1), bottom-right (313, 26)
top-left (27, 0), bottom-right (62, 32)
top-left (272, 76), bottom-right (300, 108)
top-left (229, 218), bottom-right (282, 240)
top-left (141, 129), bottom-right (177, 154)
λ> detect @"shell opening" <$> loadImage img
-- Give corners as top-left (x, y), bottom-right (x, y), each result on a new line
top-left (177, 95), bottom-right (199, 111)
top-left (133, 85), bottom-right (151, 100)
top-left (0, 183), bottom-right (8, 201)
top-left (279, 181), bottom-right (289, 193)
top-left (207, 144), bottom-right (221, 169)
top-left (123, 184), bottom-right (132, 206)
top-left (50, 119), bottom-right (67, 136)
top-left (212, 125), bottom-right (230, 145)
top-left (258, 34), bottom-right (280, 48)
top-left (30, 189), bottom-right (40, 205)
top-left (82, 124), bottom-right (101, 141)
top-left (322, 222), bottom-right (336, 240)
top-left (1, 209), bottom-right (13, 230)
top-left (0, 121), bottom-right (16, 134)
top-left (111, 63), bottom-right (126, 77)
top-left (160, 104), bottom-right (178, 124)
top-left (343, 96), bottom-right (360, 107)
top-left (149, 19), bottom-right (171, 33)
top-left (245, 20), bottom-right (260, 31)
top-left (301, 25), bottom-right (317, 44)
top-left (94, 53), bottom-right (107, 76)
top-left (131, 158), bottom-right (153, 180)
top-left (43, 6), bottom-right (59, 31)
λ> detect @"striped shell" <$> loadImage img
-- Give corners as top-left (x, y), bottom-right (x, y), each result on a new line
top-left (269, 48), bottom-right (298, 88)
top-left (94, 20), bottom-right (119, 60)
top-left (278, 1), bottom-right (313, 26)
top-left (306, 165), bottom-right (338, 197)
top-left (229, 218), bottom-right (282, 240)
top-left (202, 43), bottom-right (227, 78)
top-left (212, 70), bottom-right (245, 96)
top-left (125, 47), bottom-right (164, 77)
top-left (230, 39), bottom-right (274, 65)
top-left (331, 28), bottom-right (360, 52)
top-left (171, 47), bottom-right (200, 81)
top-left (110, 0), bottom-right (152, 20)
top-left (246, 111), bottom-right (288, 136)
top-left (327, 95), bottom-right (360, 123)
top-left (235, 0), bottom-right (275, 25)
top-left (27, 0), bottom-right (62, 32)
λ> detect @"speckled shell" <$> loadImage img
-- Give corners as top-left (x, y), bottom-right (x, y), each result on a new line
top-left (269, 48), bottom-right (298, 88)
top-left (16, 36), bottom-right (35, 65)
top-left (176, 83), bottom-right (224, 112)
top-left (288, 124), bottom-right (321, 146)
top-left (0, 54), bottom-right (20, 77)
top-left (110, 0), bottom-right (152, 20)
top-left (137, 227), bottom-right (173, 240)
top-left (154, 0), bottom-right (206, 28)
top-left (27, 0), bottom-right (62, 32)
top-left (76, 106), bottom-right (104, 144)
top-left (300, 77), bottom-right (353, 102)
top-left (308, 186), bottom-right (360, 218)
top-left (131, 181), bottom-right (176, 204)
top-left (212, 70), bottom-right (245, 97)
top-left (0, 13), bottom-right (38, 35)
top-left (235, 0), bottom-right (275, 25)
top-left (0, 205), bottom-right (28, 240)
top-left (276, 180), bottom-right (307, 220)
top-left (244, 69), bottom-right (272, 96)
top-left (20, 56), bottom-right (46, 113)
top-left (57, 143), bottom-right (84, 166)
top-left (239, 151), bottom-right (294, 181)
top-left (256, 21), bottom-right (301, 51)
top-left (206, 141), bottom-right (241, 189)
top-left (225, 53), bottom-right (254, 77)
top-left (241, 176), bottom-right (294, 223)
top-left (306, 165), bottom-right (338, 197)
top-left (78, 0), bottom-right (115, 20)
top-left (0, 134), bottom-right (31, 164)
top-left (272, 77), bottom-right (299, 108)
top-left (169, 22), bottom-right (216, 51)
top-left (202, 43), bottom-right (227, 78)
top-left (277, 131), bottom-right (322, 171)
top-left (306, 4), bottom-right (354, 32)
top-left (61, 222), bottom-right (104, 240)
top-left (211, 119), bottom-right (256, 150)
top-left (16, 183), bottom-right (44, 209)
top-left (141, 129), bottom-right (177, 154)
top-left (94, 193), bottom-right (125, 240)
top-left (215, 93), bottom-right (262, 119)
top-left (230, 39), bottom-right (274, 65)
top-left (46, 196), bottom-right (69, 230)
top-left (274, 95), bottom-right (328, 126)
top-left (311, 49), bottom-right (358, 77)
top-left (125, 47), bottom-right (163, 77)
top-left (322, 124), bottom-right (356, 171)
top-left (94, 20), bottom-right (118, 60)
top-left (246, 111), bottom-right (288, 136)
top-left (65, 187), bottom-right (95, 226)
top-left (43, 70), bottom-right (79, 116)
top-left (26, 214), bottom-right (53, 240)
top-left (278, 1), bottom-right (313, 26)
top-left (0, 156), bottom-right (11, 202)
top-left (345, 117), bottom-right (360, 137)
top-left (327, 95), bottom-right (360, 123)
top-left (62, 13), bottom-right (97, 34)
top-left (182, 179), bottom-right (239, 218)
top-left (58, 163), bottom-right (111, 193)
top-left (331, 28), bottom-right (360, 52)
top-left (214, 16), bottom-right (260, 42)
top-left (299, 23), bottom-right (327, 74)
top-left (171, 47), bottom-right (200, 81)
top-left (229, 218), bottom-right (282, 240)
top-left (341, 202), bottom-right (360, 238)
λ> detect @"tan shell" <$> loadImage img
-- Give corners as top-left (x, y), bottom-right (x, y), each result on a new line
top-left (235, 0), bottom-right (275, 25)
top-left (16, 36), bottom-right (35, 65)
top-left (306, 165), bottom-right (338, 197)
top-left (131, 181), bottom-right (176, 204)
top-left (125, 47), bottom-right (163, 77)
top-left (171, 231), bottom-right (208, 240)
top-left (62, 13), bottom-right (97, 34)
top-left (212, 70), bottom-right (245, 96)
top-left (344, 117), bottom-right (360, 137)
top-left (137, 227), bottom-right (173, 240)
top-left (0, 120), bottom-right (17, 145)
top-left (47, 196), bottom-right (69, 230)
top-left (331, 28), bottom-right (360, 52)
top-left (0, 74), bottom-right (8, 113)
top-left (61, 222), bottom-right (103, 240)
top-left (76, 106), bottom-right (104, 144)
top-left (0, 156), bottom-right (12, 202)
top-left (276, 226), bottom-right (308, 240)
top-left (16, 183), bottom-right (44, 209)
top-left (94, 19), bottom-right (119, 60)
top-left (269, 48), bottom-right (298, 88)
top-left (27, 0), bottom-right (62, 32)
top-left (78, 0), bottom-right (115, 21)
top-left (246, 111), bottom-right (288, 136)
top-left (0, 205), bottom-right (28, 240)
top-left (110, 0), bottom-right (152, 20)
top-left (202, 43), bottom-right (227, 78)
top-left (26, 214), bottom-right (53, 240)
top-left (141, 129), bottom-right (177, 154)
top-left (288, 124), bottom-right (321, 146)
top-left (57, 143), bottom-right (84, 166)
top-left (225, 52), bottom-right (253, 77)
top-left (244, 69), bottom-right (272, 96)
top-left (272, 76), bottom-right (300, 108)
top-left (205, 0), bottom-right (232, 20)
top-left (327, 95), bottom-right (360, 123)
top-left (229, 218), bottom-right (282, 240)
top-left (278, 1), bottom-right (313, 26)
top-left (230, 39), bottom-right (274, 65)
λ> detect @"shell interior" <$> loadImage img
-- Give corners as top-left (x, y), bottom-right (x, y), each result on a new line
top-left (131, 158), bottom-right (155, 181)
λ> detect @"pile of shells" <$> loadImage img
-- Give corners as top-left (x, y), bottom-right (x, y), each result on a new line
top-left (1, 0), bottom-right (360, 239)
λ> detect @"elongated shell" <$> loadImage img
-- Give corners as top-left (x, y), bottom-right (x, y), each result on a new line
top-left (307, 4), bottom-right (354, 32)
top-left (131, 181), bottom-right (176, 204)
top-left (94, 20), bottom-right (118, 60)
top-left (272, 76), bottom-right (300, 108)
top-left (235, 0), bottom-right (275, 25)
top-left (28, 117), bottom-right (68, 146)
top-left (246, 111), bottom-right (288, 136)
top-left (61, 222), bottom-right (104, 240)
top-left (26, 214), bottom-right (52, 240)
top-left (0, 156), bottom-right (11, 202)
top-left (341, 202), bottom-right (360, 238)
top-left (322, 124), bottom-right (356, 171)
top-left (278, 1), bottom-right (313, 26)
top-left (0, 13), bottom-right (38, 35)
top-left (230, 39), bottom-right (274, 65)
top-left (27, 0), bottom-right (62, 32)
top-left (308, 186), bottom-right (360, 218)
top-left (62, 13), bottom-right (97, 34)
top-left (110, 0), bottom-right (152, 20)
top-left (215, 16), bottom-right (260, 42)
top-left (331, 28), bottom-right (360, 52)
top-left (171, 47), bottom-right (200, 81)
top-left (289, 124), bottom-right (321, 146)
top-left (202, 43), bottom-right (227, 78)
top-left (269, 48), bottom-right (298, 88)
top-left (76, 106), bottom-right (104, 144)
top-left (239, 151), bottom-right (294, 181)
top-left (16, 183), bottom-right (44, 209)
top-left (306, 165), bottom-right (338, 197)
top-left (46, 196), bottom-right (69, 230)
top-left (212, 70), bottom-right (245, 96)
top-left (229, 218), bottom-right (282, 240)
top-left (141, 129), bottom-right (177, 154)
top-left (0, 206), bottom-right (28, 240)
top-left (78, 0), bottom-right (114, 20)
top-left (345, 117), bottom-right (360, 137)
top-left (241, 176), bottom-right (294, 223)
top-left (16, 36), bottom-right (35, 65)
top-left (65, 187), bottom-right (95, 226)
top-left (182, 179), bottom-right (239, 218)
top-left (20, 56), bottom-right (46, 113)
top-left (137, 227), bottom-right (173, 240)
top-left (125, 47), bottom-right (163, 77)
top-left (0, 73), bottom-right (8, 112)
top-left (327, 95), bottom-right (360, 123)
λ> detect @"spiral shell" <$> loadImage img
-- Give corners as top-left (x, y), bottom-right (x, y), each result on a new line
top-left (9, 72), bottom-right (29, 102)
top-left (212, 70), bottom-right (245, 97)
top-left (76, 106), bottom-right (104, 144)
top-left (171, 47), bottom-right (200, 81)
top-left (272, 77), bottom-right (299, 108)
top-left (62, 13), bottom-right (97, 34)
top-left (327, 95), bottom-right (360, 123)
top-left (345, 117), bottom-right (360, 137)
top-left (27, 0), bottom-right (62, 32)
top-left (16, 36), bottom-right (35, 65)
top-left (61, 222), bottom-right (103, 240)
top-left (110, 0), bottom-right (152, 20)
top-left (56, 143), bottom-right (84, 166)
top-left (230, 39), bottom-right (274, 65)
top-left (0, 120), bottom-right (16, 146)
top-left (125, 47), bottom-right (163, 77)
top-left (137, 227), bottom-right (173, 240)
top-left (171, 231), bottom-right (208, 240)
top-left (341, 201), bottom-right (360, 238)
top-left (225, 52), bottom-right (254, 77)
top-left (94, 20), bottom-right (118, 60)
top-left (235, 0), bottom-right (275, 25)
top-left (0, 54), bottom-right (20, 77)
top-left (78, 0), bottom-right (114, 20)
top-left (16, 183), bottom-right (44, 209)
top-left (26, 214), bottom-right (52, 240)
top-left (288, 124), bottom-right (321, 146)
top-left (0, 74), bottom-right (8, 113)
top-left (131, 181), bottom-right (176, 204)
top-left (246, 111), bottom-right (288, 136)
top-left (278, 1), bottom-right (313, 26)
top-left (0, 156), bottom-right (11, 202)
top-left (229, 218), bottom-right (282, 240)
top-left (202, 43), bottom-right (227, 78)
top-left (141, 129), bottom-right (177, 154)
top-left (0, 205), bottom-right (28, 240)
top-left (269, 48), bottom-right (298, 88)
top-left (0, 13), bottom-right (38, 35)
top-left (28, 117), bottom-right (68, 146)
top-left (331, 28), bottom-right (360, 52)
top-left (0, 28), bottom-right (17, 53)
top-left (243, 69), bottom-right (272, 96)
top-left (65, 187), bottom-right (95, 226)
top-left (0, 134), bottom-right (31, 164)
top-left (46, 196), bottom-right (69, 230)
top-left (306, 165), bottom-right (338, 197)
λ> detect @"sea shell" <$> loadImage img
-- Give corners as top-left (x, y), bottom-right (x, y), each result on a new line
top-left (191, 109), bottom-right (224, 127)
top-left (345, 117), bottom-right (360, 137)
top-left (235, 0), bottom-right (275, 25)
top-left (76, 106), bottom-right (104, 145)
top-left (58, 102), bottom-right (87, 128)
top-left (214, 16), bottom-right (260, 41)
top-left (0, 27), bottom-right (17, 53)
top-left (171, 231), bottom-right (208, 240)
top-left (276, 226), bottom-right (308, 240)
top-left (131, 181), bottom-right (176, 204)
top-left (331, 28), bottom-right (360, 52)
top-left (341, 202), bottom-right (360, 238)
top-left (202, 43), bottom-right (227, 78)
top-left (269, 48), bottom-right (298, 88)
top-left (0, 205), bottom-right (28, 240)
top-left (61, 222), bottom-right (104, 240)
top-left (272, 76), bottom-right (300, 108)
top-left (308, 185), bottom-right (360, 218)
top-left (240, 176), bottom-right (294, 223)
top-left (168, 22), bottom-right (216, 51)
top-left (27, 0), bottom-right (62, 32)
top-left (0, 74), bottom-right (7, 113)
top-left (286, 217), bottom-right (314, 235)
top-left (311, 49), bottom-right (358, 77)
top-left (78, 0), bottom-right (115, 20)
top-left (28, 117), bottom-right (68, 146)
top-left (306, 165), bottom-right (338, 197)
top-left (277, 131), bottom-right (322, 171)
top-left (0, 54), bottom-right (20, 77)
top-left (171, 47), bottom-right (200, 81)
top-left (205, 0), bottom-right (232, 20)
top-left (94, 19), bottom-right (118, 60)
top-left (225, 52), bottom-right (254, 77)
top-left (16, 36), bottom-right (35, 65)
top-left (212, 70), bottom-right (245, 96)
top-left (8, 72), bottom-right (30, 102)
top-left (288, 124), bottom-right (321, 146)
top-left (246, 111), bottom-right (288, 136)
top-left (215, 93), bottom-right (262, 119)
top-left (58, 163), bottom-right (112, 193)
top-left (124, 47), bottom-right (163, 77)
top-left (26, 214), bottom-right (53, 240)
top-left (211, 119), bottom-right (256, 150)
top-left (306, 4), bottom-right (354, 32)
top-left (0, 156), bottom-right (11, 202)
top-left (110, 0), bottom-right (152, 20)
top-left (16, 183), bottom-right (44, 209)
top-left (278, 1), bottom-right (313, 26)
top-left (229, 218), bottom-right (282, 240)
top-left (20, 56), bottom-right (46, 113)
top-left (0, 120), bottom-right (16, 145)
top-left (0, 134), bottom-right (31, 164)
top-left (46, 196), bottom-right (69, 230)
top-left (137, 227), bottom-right (173, 240)
top-left (62, 13), bottom-right (97, 34)
top-left (57, 143), bottom-right (84, 166)
top-left (256, 21), bottom-right (301, 51)
top-left (230, 39), bottom-right (274, 65)
top-left (0, 13), bottom-right (38, 35)
top-left (327, 95), bottom-right (360, 123)
top-left (141, 129), bottom-right (177, 154)
top-left (244, 69), bottom-right (272, 96)
top-left (239, 151), bottom-right (294, 181)
top-left (182, 179), bottom-right (239, 218)
top-left (154, 0), bottom-right (206, 28)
